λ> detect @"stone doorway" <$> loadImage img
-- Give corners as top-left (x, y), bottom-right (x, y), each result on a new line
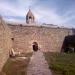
top-left (32, 42), bottom-right (38, 51)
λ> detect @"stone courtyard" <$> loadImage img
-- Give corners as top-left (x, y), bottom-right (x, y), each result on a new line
top-left (0, 9), bottom-right (74, 74)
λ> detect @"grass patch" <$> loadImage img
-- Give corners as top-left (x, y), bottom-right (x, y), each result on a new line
top-left (44, 52), bottom-right (75, 75)
top-left (0, 52), bottom-right (33, 75)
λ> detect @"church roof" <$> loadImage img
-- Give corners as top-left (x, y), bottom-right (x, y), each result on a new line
top-left (26, 9), bottom-right (34, 18)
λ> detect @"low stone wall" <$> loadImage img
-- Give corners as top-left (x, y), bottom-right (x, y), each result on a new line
top-left (0, 17), bottom-right (12, 71)
top-left (8, 25), bottom-right (72, 53)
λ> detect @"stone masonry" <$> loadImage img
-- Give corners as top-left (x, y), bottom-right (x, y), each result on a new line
top-left (0, 17), bottom-right (12, 72)
top-left (8, 25), bottom-right (72, 53)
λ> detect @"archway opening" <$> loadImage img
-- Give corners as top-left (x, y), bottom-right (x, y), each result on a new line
top-left (32, 42), bottom-right (38, 51)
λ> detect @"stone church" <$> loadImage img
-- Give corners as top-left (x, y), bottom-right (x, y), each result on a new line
top-left (0, 9), bottom-right (73, 72)
top-left (8, 9), bottom-right (73, 53)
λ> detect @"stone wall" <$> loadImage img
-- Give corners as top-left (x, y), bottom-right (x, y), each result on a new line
top-left (8, 25), bottom-right (72, 53)
top-left (0, 17), bottom-right (12, 71)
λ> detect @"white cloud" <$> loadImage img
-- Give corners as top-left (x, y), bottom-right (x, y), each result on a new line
top-left (0, 0), bottom-right (37, 17)
top-left (0, 0), bottom-right (75, 28)
top-left (33, 5), bottom-right (75, 27)
top-left (0, 1), bottom-right (24, 17)
top-left (33, 7), bottom-right (63, 25)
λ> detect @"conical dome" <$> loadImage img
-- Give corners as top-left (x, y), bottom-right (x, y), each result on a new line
top-left (26, 9), bottom-right (35, 24)
top-left (26, 9), bottom-right (34, 17)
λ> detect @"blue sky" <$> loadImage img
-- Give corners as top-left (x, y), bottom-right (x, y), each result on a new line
top-left (0, 0), bottom-right (75, 27)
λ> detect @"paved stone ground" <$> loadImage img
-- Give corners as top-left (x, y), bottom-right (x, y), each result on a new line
top-left (27, 50), bottom-right (52, 75)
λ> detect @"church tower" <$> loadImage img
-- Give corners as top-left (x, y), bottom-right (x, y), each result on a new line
top-left (26, 9), bottom-right (35, 24)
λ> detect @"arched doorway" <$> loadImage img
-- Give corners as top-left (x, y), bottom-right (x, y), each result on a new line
top-left (32, 42), bottom-right (38, 51)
